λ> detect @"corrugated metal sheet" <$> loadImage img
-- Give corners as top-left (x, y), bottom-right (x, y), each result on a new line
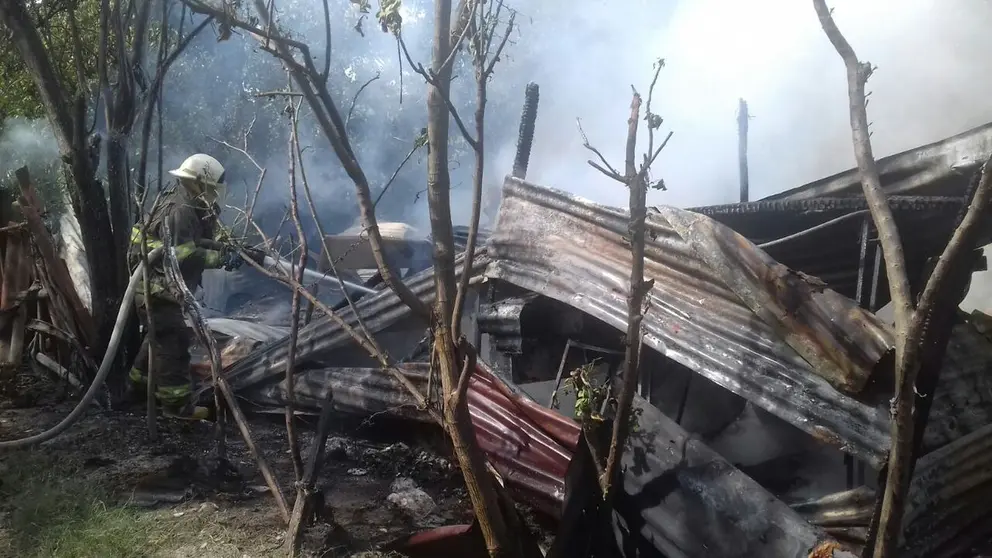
top-left (657, 206), bottom-right (893, 394)
top-left (787, 417), bottom-right (992, 558)
top-left (486, 176), bottom-right (893, 467)
top-left (919, 319), bottom-right (992, 452)
top-left (206, 318), bottom-right (289, 341)
top-left (902, 420), bottom-right (992, 558)
top-left (687, 197), bottom-right (973, 308)
top-left (763, 122), bottom-right (992, 200)
top-left (214, 250), bottom-right (490, 396)
top-left (241, 360), bottom-right (578, 517)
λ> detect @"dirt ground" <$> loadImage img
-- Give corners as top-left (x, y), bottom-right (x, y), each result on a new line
top-left (0, 371), bottom-right (478, 558)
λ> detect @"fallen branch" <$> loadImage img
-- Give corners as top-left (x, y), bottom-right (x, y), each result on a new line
top-left (26, 319), bottom-right (97, 374)
top-left (34, 352), bottom-right (86, 392)
top-left (285, 94), bottom-right (307, 497)
top-left (287, 382), bottom-right (336, 552)
top-left (162, 221), bottom-right (290, 523)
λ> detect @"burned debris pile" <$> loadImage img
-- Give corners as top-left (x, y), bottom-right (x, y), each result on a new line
top-left (0, 168), bottom-right (98, 406)
top-left (184, 125), bottom-right (992, 555)
top-left (5, 123), bottom-right (992, 557)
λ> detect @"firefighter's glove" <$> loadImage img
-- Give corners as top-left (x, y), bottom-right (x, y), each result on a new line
top-left (221, 248), bottom-right (245, 271)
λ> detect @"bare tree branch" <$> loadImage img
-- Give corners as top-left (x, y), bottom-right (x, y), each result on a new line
top-left (452, 2), bottom-right (515, 338)
top-left (345, 71), bottom-right (381, 128)
top-left (811, 2), bottom-right (992, 556)
top-left (320, 0), bottom-right (331, 82)
top-left (284, 95), bottom-right (306, 485)
top-left (373, 138), bottom-right (425, 209)
top-left (162, 221), bottom-right (289, 523)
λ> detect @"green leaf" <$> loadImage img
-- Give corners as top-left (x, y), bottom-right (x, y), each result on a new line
top-left (413, 127), bottom-right (428, 149)
top-left (376, 0), bottom-right (403, 35)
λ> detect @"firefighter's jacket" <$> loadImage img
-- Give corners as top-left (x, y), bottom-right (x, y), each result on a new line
top-left (129, 187), bottom-right (227, 301)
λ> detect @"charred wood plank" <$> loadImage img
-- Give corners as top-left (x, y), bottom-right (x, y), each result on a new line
top-left (14, 168), bottom-right (96, 350)
top-left (1, 227), bottom-right (31, 364)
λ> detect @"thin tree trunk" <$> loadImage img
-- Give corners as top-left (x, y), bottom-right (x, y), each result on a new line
top-left (813, 2), bottom-right (992, 555)
top-left (601, 91), bottom-right (646, 498)
top-left (424, 2), bottom-right (519, 557)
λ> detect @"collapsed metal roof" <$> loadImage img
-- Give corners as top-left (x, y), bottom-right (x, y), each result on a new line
top-left (486, 176), bottom-right (992, 467)
top-left (207, 124), bottom-right (992, 556)
top-left (491, 177), bottom-right (897, 463)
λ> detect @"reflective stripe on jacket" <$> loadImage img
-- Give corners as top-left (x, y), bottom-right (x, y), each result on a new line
top-left (129, 226), bottom-right (224, 299)
top-left (130, 226), bottom-right (209, 263)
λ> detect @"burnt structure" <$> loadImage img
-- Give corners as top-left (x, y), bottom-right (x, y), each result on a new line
top-left (207, 122), bottom-right (992, 557)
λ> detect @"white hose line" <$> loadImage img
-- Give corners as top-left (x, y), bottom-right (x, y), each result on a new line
top-left (0, 248), bottom-right (161, 450)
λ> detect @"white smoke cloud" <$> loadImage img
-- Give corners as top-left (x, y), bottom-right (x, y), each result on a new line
top-left (0, 116), bottom-right (60, 183)
top-left (509, 0), bottom-right (992, 209)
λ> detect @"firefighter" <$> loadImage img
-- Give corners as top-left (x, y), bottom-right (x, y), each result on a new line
top-left (128, 153), bottom-right (262, 419)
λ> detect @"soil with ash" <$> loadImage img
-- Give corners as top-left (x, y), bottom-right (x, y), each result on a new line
top-left (0, 373), bottom-right (476, 557)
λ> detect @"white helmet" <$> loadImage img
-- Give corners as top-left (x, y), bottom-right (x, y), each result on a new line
top-left (168, 153), bottom-right (226, 204)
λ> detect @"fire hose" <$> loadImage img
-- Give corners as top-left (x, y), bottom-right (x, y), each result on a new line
top-left (260, 255), bottom-right (377, 295)
top-left (0, 247), bottom-right (163, 450)
top-left (0, 246), bottom-right (377, 450)
top-left (0, 247), bottom-right (379, 449)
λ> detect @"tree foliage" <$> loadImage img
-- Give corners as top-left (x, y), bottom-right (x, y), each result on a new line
top-left (0, 0), bottom-right (105, 120)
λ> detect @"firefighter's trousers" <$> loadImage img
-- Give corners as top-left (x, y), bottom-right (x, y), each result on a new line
top-left (129, 294), bottom-right (194, 408)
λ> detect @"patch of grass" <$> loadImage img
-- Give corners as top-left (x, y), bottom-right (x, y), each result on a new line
top-left (0, 451), bottom-right (162, 558)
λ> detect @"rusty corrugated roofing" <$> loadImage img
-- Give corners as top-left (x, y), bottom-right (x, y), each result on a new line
top-left (215, 250), bottom-right (491, 395)
top-left (486, 176), bottom-right (894, 467)
top-left (657, 205), bottom-right (893, 394)
top-left (687, 197), bottom-right (973, 308)
top-left (240, 360), bottom-right (578, 516)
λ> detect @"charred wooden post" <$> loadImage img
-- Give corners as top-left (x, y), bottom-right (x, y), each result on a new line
top-left (14, 168), bottom-right (96, 352)
top-left (738, 98), bottom-right (750, 203)
top-left (512, 83), bottom-right (540, 180)
top-left (1, 223), bottom-right (30, 366)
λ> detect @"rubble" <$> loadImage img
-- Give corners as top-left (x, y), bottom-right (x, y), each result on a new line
top-left (6, 123), bottom-right (992, 556)
top-left (387, 477), bottom-right (437, 521)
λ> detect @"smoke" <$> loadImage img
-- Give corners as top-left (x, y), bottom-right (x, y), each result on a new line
top-left (499, 0), bottom-right (992, 209)
top-left (0, 117), bottom-right (60, 187)
top-left (5, 0), bottom-right (992, 309)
